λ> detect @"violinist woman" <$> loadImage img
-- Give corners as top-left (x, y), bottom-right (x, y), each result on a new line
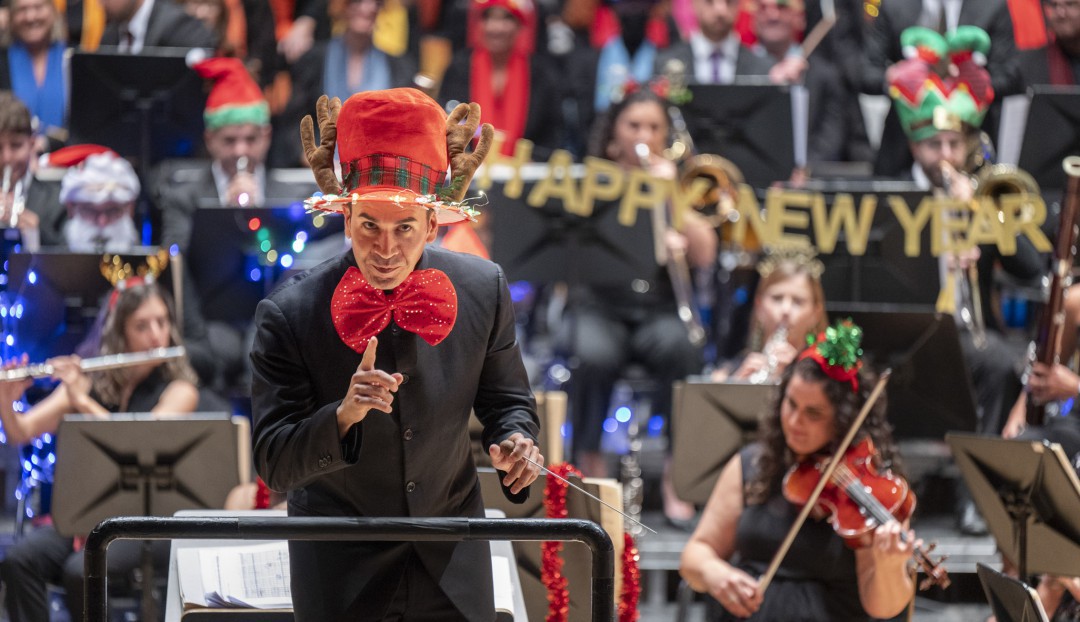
top-left (0, 280), bottom-right (198, 622)
top-left (681, 322), bottom-right (918, 621)
top-left (713, 248), bottom-right (827, 383)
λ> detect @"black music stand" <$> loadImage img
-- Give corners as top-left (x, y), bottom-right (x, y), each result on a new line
top-left (1018, 86), bottom-right (1080, 192)
top-left (185, 207), bottom-right (343, 325)
top-left (683, 83), bottom-right (795, 188)
top-left (829, 310), bottom-right (977, 439)
top-left (68, 50), bottom-right (207, 171)
top-left (977, 563), bottom-right (1051, 622)
top-left (52, 413), bottom-right (243, 621)
top-left (488, 178), bottom-right (660, 288)
top-left (4, 250), bottom-right (177, 362)
top-left (947, 434), bottom-right (1080, 580)
top-left (670, 381), bottom-right (773, 505)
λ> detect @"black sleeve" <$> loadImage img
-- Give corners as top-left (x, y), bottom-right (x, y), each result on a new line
top-left (250, 298), bottom-right (356, 491)
top-left (473, 265), bottom-right (541, 503)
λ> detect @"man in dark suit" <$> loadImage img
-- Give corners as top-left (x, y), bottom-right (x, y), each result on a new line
top-left (859, 0), bottom-right (1023, 176)
top-left (99, 0), bottom-right (215, 51)
top-left (157, 58), bottom-right (311, 393)
top-left (749, 0), bottom-right (850, 166)
top-left (1018, 0), bottom-right (1080, 86)
top-left (251, 89), bottom-right (543, 621)
top-left (653, 0), bottom-right (774, 82)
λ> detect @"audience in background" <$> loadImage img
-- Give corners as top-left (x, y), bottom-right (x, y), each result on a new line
top-left (0, 0), bottom-right (67, 152)
top-left (440, 0), bottom-right (563, 158)
top-left (1019, 0), bottom-right (1080, 85)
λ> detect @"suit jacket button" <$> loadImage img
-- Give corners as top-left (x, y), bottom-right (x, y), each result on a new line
top-left (318, 458), bottom-right (328, 468)
top-left (400, 373), bottom-right (410, 385)
top-left (406, 481), bottom-right (416, 493)
top-left (403, 428), bottom-right (414, 441)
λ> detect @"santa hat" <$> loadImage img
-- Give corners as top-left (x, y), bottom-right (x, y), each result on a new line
top-left (44, 145), bottom-right (141, 204)
top-left (191, 57), bottom-right (269, 130)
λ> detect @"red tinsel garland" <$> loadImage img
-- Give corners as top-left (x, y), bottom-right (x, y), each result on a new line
top-left (542, 463), bottom-right (641, 622)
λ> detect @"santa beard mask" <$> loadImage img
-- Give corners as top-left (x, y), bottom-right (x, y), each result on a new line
top-left (63, 214), bottom-right (140, 252)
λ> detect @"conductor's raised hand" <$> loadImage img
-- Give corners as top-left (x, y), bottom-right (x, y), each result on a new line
top-left (336, 337), bottom-right (403, 438)
top-left (490, 434), bottom-right (543, 494)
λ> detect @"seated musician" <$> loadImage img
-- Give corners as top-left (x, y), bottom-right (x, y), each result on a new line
top-left (681, 321), bottom-right (919, 621)
top-left (0, 280), bottom-right (199, 622)
top-left (566, 85), bottom-right (718, 526)
top-left (712, 247), bottom-right (826, 383)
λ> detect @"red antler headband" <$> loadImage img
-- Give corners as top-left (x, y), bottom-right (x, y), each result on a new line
top-left (798, 320), bottom-right (863, 393)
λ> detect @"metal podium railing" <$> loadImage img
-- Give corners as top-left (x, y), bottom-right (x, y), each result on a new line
top-left (83, 516), bottom-right (615, 622)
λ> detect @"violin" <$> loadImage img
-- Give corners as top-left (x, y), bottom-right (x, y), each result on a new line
top-left (782, 437), bottom-right (952, 591)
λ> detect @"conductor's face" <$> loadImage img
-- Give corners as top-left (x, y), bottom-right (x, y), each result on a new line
top-left (344, 202), bottom-right (439, 290)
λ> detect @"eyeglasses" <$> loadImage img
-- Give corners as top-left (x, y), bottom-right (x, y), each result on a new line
top-left (70, 202), bottom-right (129, 224)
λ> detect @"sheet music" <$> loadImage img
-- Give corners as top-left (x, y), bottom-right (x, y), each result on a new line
top-left (491, 555), bottom-right (514, 616)
top-left (177, 542), bottom-right (292, 610)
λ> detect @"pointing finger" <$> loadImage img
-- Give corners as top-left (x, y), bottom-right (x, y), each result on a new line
top-left (360, 337), bottom-right (378, 372)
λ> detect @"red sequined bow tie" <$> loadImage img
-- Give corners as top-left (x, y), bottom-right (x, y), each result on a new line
top-left (331, 267), bottom-right (458, 354)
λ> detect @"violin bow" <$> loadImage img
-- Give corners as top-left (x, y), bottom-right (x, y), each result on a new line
top-left (758, 369), bottom-right (892, 594)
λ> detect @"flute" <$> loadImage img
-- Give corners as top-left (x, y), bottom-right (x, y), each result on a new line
top-left (0, 346), bottom-right (186, 381)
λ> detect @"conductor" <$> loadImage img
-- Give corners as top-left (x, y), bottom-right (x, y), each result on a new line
top-left (250, 89), bottom-right (544, 621)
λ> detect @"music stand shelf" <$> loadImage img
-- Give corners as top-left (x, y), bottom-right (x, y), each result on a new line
top-left (947, 434), bottom-right (1080, 580)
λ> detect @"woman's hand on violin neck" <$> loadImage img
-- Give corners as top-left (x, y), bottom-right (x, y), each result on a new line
top-left (705, 563), bottom-right (763, 619)
top-left (870, 521), bottom-right (919, 568)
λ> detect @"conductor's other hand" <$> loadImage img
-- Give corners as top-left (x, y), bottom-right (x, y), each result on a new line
top-left (336, 337), bottom-right (403, 438)
top-left (490, 434), bottom-right (543, 494)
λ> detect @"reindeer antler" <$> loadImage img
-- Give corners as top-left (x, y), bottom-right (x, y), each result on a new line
top-left (445, 103), bottom-right (494, 203)
top-left (300, 95), bottom-right (343, 195)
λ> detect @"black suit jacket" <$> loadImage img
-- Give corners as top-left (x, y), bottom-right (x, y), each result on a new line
top-left (250, 247), bottom-right (539, 621)
top-left (100, 0), bottom-right (216, 49)
top-left (652, 40), bottom-right (775, 84)
top-left (1018, 45), bottom-right (1080, 87)
top-left (156, 163), bottom-right (311, 252)
top-left (860, 0), bottom-right (1021, 96)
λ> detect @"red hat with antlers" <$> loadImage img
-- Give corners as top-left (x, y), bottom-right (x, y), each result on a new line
top-left (300, 88), bottom-right (494, 225)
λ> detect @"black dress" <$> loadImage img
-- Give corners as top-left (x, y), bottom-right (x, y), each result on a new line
top-left (706, 443), bottom-right (868, 622)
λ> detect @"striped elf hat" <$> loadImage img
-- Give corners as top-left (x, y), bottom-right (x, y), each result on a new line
top-left (192, 57), bottom-right (269, 130)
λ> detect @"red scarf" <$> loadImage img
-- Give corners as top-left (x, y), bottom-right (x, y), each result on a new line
top-left (470, 49), bottom-right (530, 156)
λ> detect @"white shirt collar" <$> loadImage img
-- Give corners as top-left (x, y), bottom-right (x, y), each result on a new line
top-left (123, 0), bottom-right (155, 54)
top-left (912, 162), bottom-right (932, 191)
top-left (689, 31), bottom-right (740, 84)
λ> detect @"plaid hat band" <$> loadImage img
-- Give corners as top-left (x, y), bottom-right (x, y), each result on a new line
top-left (343, 154), bottom-right (448, 197)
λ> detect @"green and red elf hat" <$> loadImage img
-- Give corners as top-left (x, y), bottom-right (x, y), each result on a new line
top-left (191, 57), bottom-right (270, 131)
top-left (888, 26), bottom-right (994, 142)
top-left (799, 320), bottom-right (864, 393)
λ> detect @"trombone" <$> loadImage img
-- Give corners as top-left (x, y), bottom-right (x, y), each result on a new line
top-left (937, 161), bottom-right (1041, 349)
top-left (634, 143), bottom-right (707, 348)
